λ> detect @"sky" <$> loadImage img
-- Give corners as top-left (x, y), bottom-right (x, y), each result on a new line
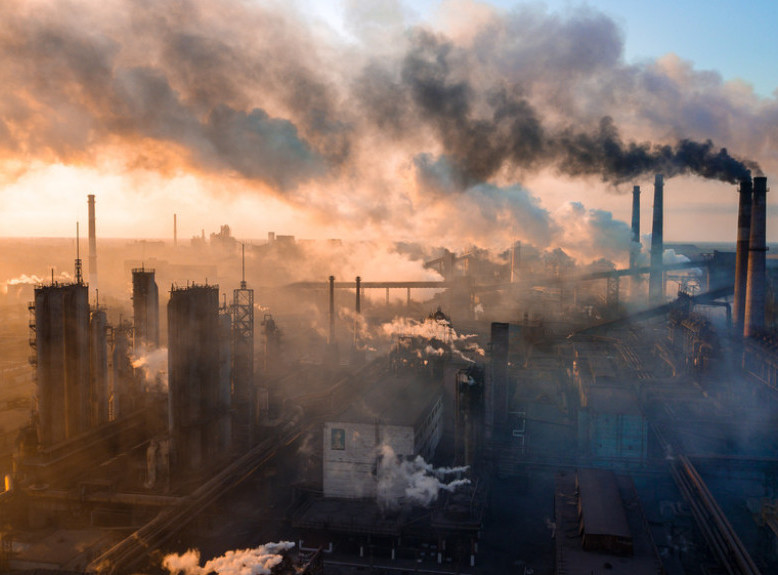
top-left (0, 0), bottom-right (777, 255)
top-left (303, 0), bottom-right (778, 98)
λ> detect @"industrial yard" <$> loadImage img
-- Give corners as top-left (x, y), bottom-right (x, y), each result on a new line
top-left (0, 174), bottom-right (775, 575)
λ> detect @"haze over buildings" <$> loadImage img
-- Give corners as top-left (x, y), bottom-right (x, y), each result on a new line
top-left (1, 1), bottom-right (778, 575)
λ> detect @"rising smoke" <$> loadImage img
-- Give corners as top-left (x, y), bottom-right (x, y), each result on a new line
top-left (376, 445), bottom-right (470, 511)
top-left (162, 541), bottom-right (296, 575)
top-left (0, 0), bottom-right (772, 254)
top-left (380, 315), bottom-right (485, 360)
top-left (131, 347), bottom-right (168, 391)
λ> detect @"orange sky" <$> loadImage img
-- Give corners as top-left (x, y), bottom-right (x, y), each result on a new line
top-left (1, 0), bottom-right (775, 254)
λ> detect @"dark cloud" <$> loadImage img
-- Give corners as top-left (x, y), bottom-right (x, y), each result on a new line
top-left (0, 0), bottom-right (329, 189)
top-left (0, 0), bottom-right (772, 205)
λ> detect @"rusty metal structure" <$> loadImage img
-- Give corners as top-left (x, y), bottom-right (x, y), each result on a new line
top-left (232, 244), bottom-right (255, 448)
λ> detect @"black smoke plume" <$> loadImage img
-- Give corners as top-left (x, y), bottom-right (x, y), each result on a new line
top-left (0, 1), bottom-right (770, 203)
top-left (389, 30), bottom-right (759, 186)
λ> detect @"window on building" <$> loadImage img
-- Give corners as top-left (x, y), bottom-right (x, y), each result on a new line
top-left (331, 428), bottom-right (345, 450)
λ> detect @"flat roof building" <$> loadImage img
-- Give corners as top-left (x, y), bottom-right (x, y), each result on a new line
top-left (323, 373), bottom-right (443, 503)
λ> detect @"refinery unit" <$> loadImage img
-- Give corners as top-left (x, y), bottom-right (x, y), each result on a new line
top-left (1, 175), bottom-right (778, 575)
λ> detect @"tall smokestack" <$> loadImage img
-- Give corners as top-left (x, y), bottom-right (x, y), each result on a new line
top-left (744, 176), bottom-right (768, 337)
top-left (510, 241), bottom-right (521, 283)
top-left (353, 276), bottom-right (364, 364)
top-left (88, 195), bottom-right (97, 295)
top-left (734, 177), bottom-right (753, 336)
top-left (328, 275), bottom-right (335, 345)
top-left (649, 174), bottom-right (664, 305)
top-left (629, 186), bottom-right (640, 271)
top-left (75, 222), bottom-right (83, 285)
top-left (173, 213), bottom-right (178, 248)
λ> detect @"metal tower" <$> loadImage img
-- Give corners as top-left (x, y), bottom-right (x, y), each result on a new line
top-left (232, 244), bottom-right (255, 447)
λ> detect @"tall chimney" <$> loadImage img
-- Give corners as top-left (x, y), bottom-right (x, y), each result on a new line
top-left (355, 276), bottom-right (361, 314)
top-left (649, 174), bottom-right (664, 305)
top-left (629, 186), bottom-right (640, 271)
top-left (88, 195), bottom-right (97, 294)
top-left (744, 176), bottom-right (768, 337)
top-left (353, 276), bottom-right (362, 360)
top-left (734, 177), bottom-right (753, 335)
top-left (173, 213), bottom-right (178, 248)
top-left (75, 222), bottom-right (83, 285)
top-left (328, 275), bottom-right (335, 345)
top-left (510, 241), bottom-right (521, 283)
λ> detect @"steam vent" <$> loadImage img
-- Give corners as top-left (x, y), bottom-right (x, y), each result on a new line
top-left (1, 5), bottom-right (778, 573)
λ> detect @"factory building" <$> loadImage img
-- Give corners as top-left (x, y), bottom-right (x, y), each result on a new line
top-left (6, 175), bottom-right (778, 573)
top-left (323, 374), bottom-right (443, 500)
top-left (31, 281), bottom-right (91, 446)
top-left (573, 341), bottom-right (649, 463)
top-left (743, 334), bottom-right (778, 394)
top-left (167, 284), bottom-right (231, 475)
top-left (132, 268), bottom-right (159, 350)
top-left (555, 468), bottom-right (663, 575)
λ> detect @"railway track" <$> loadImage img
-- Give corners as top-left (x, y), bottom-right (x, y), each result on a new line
top-left (87, 416), bottom-right (304, 574)
top-left (669, 453), bottom-right (761, 575)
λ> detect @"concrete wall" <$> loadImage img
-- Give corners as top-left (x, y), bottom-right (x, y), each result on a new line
top-left (323, 421), bottom-right (416, 499)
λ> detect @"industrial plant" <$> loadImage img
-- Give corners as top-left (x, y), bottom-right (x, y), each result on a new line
top-left (0, 173), bottom-right (777, 575)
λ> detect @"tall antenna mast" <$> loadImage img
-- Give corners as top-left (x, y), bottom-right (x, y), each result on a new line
top-left (75, 222), bottom-right (83, 284)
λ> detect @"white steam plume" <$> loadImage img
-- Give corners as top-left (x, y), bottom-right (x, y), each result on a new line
top-left (162, 541), bottom-right (295, 575)
top-left (2, 272), bottom-right (75, 295)
top-left (131, 347), bottom-right (168, 391)
top-left (381, 315), bottom-right (485, 360)
top-left (377, 445), bottom-right (470, 511)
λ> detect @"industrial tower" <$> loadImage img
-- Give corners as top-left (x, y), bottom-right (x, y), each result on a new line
top-left (232, 244), bottom-right (255, 447)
